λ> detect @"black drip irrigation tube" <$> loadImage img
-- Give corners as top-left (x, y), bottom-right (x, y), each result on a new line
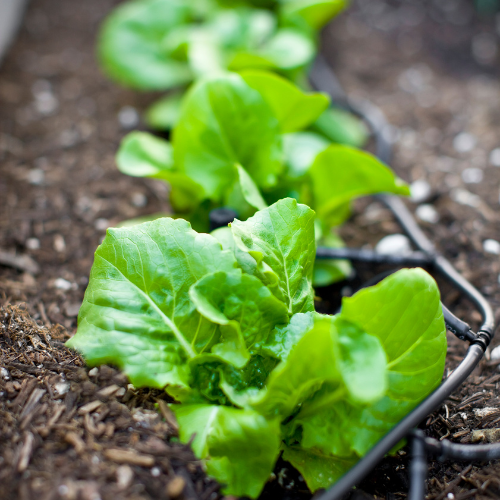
top-left (309, 56), bottom-right (497, 500)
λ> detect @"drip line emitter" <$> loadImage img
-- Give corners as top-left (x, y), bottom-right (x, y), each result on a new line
top-left (209, 57), bottom-right (497, 500)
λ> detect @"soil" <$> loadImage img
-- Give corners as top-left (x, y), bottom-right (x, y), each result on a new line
top-left (1, 0), bottom-right (500, 499)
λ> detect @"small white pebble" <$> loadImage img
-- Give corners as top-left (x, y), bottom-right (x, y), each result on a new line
top-left (88, 367), bottom-right (99, 377)
top-left (28, 169), bottom-right (44, 185)
top-left (484, 239), bottom-right (500, 255)
top-left (54, 234), bottom-right (66, 253)
top-left (416, 204), bottom-right (439, 224)
top-left (375, 234), bottom-right (412, 255)
top-left (58, 485), bottom-right (69, 496)
top-left (131, 192), bottom-right (147, 208)
top-left (490, 148), bottom-right (500, 167)
top-left (54, 381), bottom-right (70, 396)
top-left (26, 238), bottom-right (40, 250)
top-left (54, 278), bottom-right (72, 291)
top-left (453, 132), bottom-right (477, 153)
top-left (151, 466), bottom-right (161, 477)
top-left (91, 455), bottom-right (100, 465)
top-left (116, 465), bottom-right (134, 489)
top-left (118, 106), bottom-right (139, 129)
top-left (410, 179), bottom-right (431, 203)
top-left (1, 367), bottom-right (10, 381)
top-left (116, 387), bottom-right (126, 397)
top-left (462, 167), bottom-right (484, 184)
top-left (94, 218), bottom-right (109, 231)
top-left (447, 492), bottom-right (455, 500)
top-left (450, 188), bottom-right (481, 208)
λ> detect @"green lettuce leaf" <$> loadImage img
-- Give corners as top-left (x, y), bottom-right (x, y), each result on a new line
top-left (230, 198), bottom-right (316, 314)
top-left (174, 404), bottom-right (281, 498)
top-left (311, 107), bottom-right (369, 147)
top-left (98, 0), bottom-right (193, 90)
top-left (173, 73), bottom-right (283, 199)
top-left (292, 269), bottom-right (446, 484)
top-left (280, 0), bottom-right (347, 30)
top-left (116, 132), bottom-right (204, 212)
top-left (190, 269), bottom-right (289, 350)
top-left (145, 91), bottom-right (184, 130)
top-left (310, 145), bottom-right (410, 226)
top-left (241, 70), bottom-right (329, 133)
top-left (66, 217), bottom-right (240, 388)
top-left (282, 445), bottom-right (358, 493)
top-left (283, 131), bottom-right (330, 180)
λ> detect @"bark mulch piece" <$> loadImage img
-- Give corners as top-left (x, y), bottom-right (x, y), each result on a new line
top-left (0, 304), bottom-right (222, 500)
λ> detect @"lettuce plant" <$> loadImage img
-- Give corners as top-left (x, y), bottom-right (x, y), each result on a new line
top-left (97, 0), bottom-right (363, 140)
top-left (67, 198), bottom-right (447, 498)
top-left (98, 0), bottom-right (345, 91)
top-left (116, 71), bottom-right (409, 285)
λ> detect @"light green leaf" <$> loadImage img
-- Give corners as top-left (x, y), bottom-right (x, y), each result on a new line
top-left (310, 145), bottom-right (410, 226)
top-left (173, 73), bottom-right (283, 199)
top-left (311, 107), bottom-right (369, 147)
top-left (282, 445), bottom-right (358, 492)
top-left (259, 29), bottom-right (316, 70)
top-left (260, 311), bottom-right (315, 361)
top-left (190, 269), bottom-right (289, 350)
top-left (283, 131), bottom-right (330, 180)
top-left (230, 198), bottom-right (316, 314)
top-left (116, 132), bottom-right (204, 212)
top-left (296, 269), bottom-right (447, 458)
top-left (211, 226), bottom-right (258, 276)
top-left (66, 218), bottom-right (239, 389)
top-left (174, 404), bottom-right (281, 498)
top-left (223, 165), bottom-right (268, 220)
top-left (98, 0), bottom-right (193, 90)
top-left (145, 91), bottom-right (184, 131)
top-left (241, 70), bottom-right (329, 133)
top-left (251, 315), bottom-right (341, 418)
top-left (280, 0), bottom-right (347, 30)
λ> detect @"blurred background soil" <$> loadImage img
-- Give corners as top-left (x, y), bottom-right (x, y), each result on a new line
top-left (1, 0), bottom-right (500, 499)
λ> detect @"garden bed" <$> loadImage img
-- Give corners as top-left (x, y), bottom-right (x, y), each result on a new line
top-left (1, 0), bottom-right (500, 499)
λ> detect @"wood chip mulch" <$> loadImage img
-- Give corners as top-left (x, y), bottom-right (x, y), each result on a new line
top-left (0, 304), bottom-right (224, 500)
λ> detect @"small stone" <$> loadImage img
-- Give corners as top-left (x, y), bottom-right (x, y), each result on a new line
top-left (1, 367), bottom-right (10, 381)
top-left (54, 278), bottom-right (72, 291)
top-left (471, 428), bottom-right (500, 443)
top-left (131, 192), bottom-right (147, 208)
top-left (65, 303), bottom-right (81, 318)
top-left (490, 148), bottom-right (500, 167)
top-left (151, 466), bottom-right (161, 477)
top-left (450, 188), bottom-right (480, 208)
top-left (118, 106), bottom-right (139, 129)
top-left (453, 132), bottom-right (476, 153)
top-left (27, 169), bottom-right (44, 185)
top-left (462, 168), bottom-right (484, 184)
top-left (54, 379), bottom-right (70, 396)
top-left (116, 465), bottom-right (134, 489)
top-left (88, 368), bottom-right (99, 377)
top-left (410, 179), bottom-right (431, 203)
top-left (484, 239), bottom-right (500, 255)
top-left (375, 234), bottom-right (412, 256)
top-left (54, 234), bottom-right (66, 253)
top-left (166, 476), bottom-right (186, 498)
top-left (26, 238), bottom-right (40, 250)
top-left (94, 218), bottom-right (109, 231)
top-left (415, 204), bottom-right (439, 224)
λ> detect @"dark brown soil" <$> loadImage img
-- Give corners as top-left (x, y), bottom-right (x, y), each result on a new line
top-left (1, 0), bottom-right (500, 499)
